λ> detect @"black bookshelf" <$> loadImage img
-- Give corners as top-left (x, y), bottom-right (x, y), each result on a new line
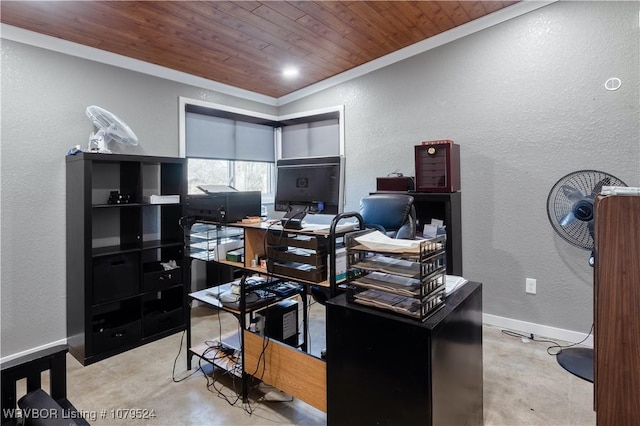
top-left (66, 153), bottom-right (187, 365)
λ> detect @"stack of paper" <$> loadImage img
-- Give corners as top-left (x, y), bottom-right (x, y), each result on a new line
top-left (445, 275), bottom-right (468, 295)
top-left (354, 230), bottom-right (422, 253)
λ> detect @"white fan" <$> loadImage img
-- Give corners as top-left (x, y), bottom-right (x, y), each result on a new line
top-left (86, 105), bottom-right (139, 153)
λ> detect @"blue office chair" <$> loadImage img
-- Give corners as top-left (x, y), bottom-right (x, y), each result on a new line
top-left (359, 193), bottom-right (417, 239)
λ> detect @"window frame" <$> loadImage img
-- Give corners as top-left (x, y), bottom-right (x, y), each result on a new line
top-left (179, 97), bottom-right (345, 205)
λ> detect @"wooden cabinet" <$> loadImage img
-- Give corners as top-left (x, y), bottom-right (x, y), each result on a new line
top-left (66, 153), bottom-right (187, 365)
top-left (594, 194), bottom-right (640, 424)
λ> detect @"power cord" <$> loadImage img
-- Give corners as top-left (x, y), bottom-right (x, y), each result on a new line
top-left (173, 305), bottom-right (246, 407)
top-left (172, 301), bottom-right (204, 383)
top-left (305, 293), bottom-right (314, 355)
top-left (238, 325), bottom-right (272, 415)
top-left (202, 312), bottom-right (247, 408)
top-left (200, 342), bottom-right (243, 407)
top-left (171, 329), bottom-right (204, 383)
top-left (199, 311), bottom-right (280, 415)
top-left (501, 324), bottom-right (594, 356)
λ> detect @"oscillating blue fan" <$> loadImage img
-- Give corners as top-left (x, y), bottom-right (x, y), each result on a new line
top-left (546, 169), bottom-right (627, 382)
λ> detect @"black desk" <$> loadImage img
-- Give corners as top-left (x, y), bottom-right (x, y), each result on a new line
top-left (325, 281), bottom-right (483, 425)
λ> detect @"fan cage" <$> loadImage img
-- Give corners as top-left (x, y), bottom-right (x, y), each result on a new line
top-left (86, 105), bottom-right (139, 147)
top-left (546, 170), bottom-right (626, 250)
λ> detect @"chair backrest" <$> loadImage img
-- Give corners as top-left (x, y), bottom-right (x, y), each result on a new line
top-left (359, 194), bottom-right (417, 239)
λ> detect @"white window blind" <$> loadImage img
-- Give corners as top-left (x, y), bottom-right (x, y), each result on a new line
top-left (185, 112), bottom-right (275, 162)
top-left (280, 118), bottom-right (340, 159)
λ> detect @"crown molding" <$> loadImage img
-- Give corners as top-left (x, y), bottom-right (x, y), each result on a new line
top-left (0, 23), bottom-right (279, 106)
top-left (1, 1), bottom-right (555, 108)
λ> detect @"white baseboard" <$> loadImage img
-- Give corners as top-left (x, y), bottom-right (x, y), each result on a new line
top-left (0, 314), bottom-right (593, 364)
top-left (0, 338), bottom-right (68, 365)
top-left (483, 313), bottom-right (593, 348)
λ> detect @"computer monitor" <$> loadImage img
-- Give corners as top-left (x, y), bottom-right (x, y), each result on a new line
top-left (274, 155), bottom-right (344, 229)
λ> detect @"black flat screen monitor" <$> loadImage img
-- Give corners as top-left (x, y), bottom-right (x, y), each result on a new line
top-left (274, 156), bottom-right (344, 229)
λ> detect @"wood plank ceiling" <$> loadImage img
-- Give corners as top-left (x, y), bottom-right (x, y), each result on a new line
top-left (1, 1), bottom-right (517, 98)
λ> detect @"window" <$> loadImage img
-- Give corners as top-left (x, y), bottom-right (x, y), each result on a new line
top-left (179, 98), bottom-right (345, 205)
top-left (181, 100), bottom-right (279, 200)
top-left (280, 117), bottom-right (341, 159)
top-left (187, 158), bottom-right (273, 195)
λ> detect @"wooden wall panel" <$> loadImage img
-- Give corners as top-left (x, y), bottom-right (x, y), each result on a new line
top-left (243, 330), bottom-right (327, 412)
top-left (594, 195), bottom-right (640, 424)
top-left (0, 1), bottom-right (518, 97)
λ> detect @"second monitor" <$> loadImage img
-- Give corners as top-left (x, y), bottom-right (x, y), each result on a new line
top-left (274, 155), bottom-right (344, 229)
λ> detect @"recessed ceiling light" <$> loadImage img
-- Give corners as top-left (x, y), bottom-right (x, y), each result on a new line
top-left (282, 67), bottom-right (299, 78)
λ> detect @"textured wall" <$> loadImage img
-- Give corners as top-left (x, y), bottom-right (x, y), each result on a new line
top-left (0, 41), bottom-right (276, 357)
top-left (279, 1), bottom-right (640, 332)
top-left (1, 1), bottom-right (638, 358)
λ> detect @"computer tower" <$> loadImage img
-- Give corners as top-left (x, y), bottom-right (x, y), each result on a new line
top-left (414, 140), bottom-right (460, 192)
top-left (256, 300), bottom-right (299, 347)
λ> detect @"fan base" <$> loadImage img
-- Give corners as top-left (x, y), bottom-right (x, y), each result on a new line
top-left (556, 347), bottom-right (593, 383)
top-left (88, 147), bottom-right (112, 154)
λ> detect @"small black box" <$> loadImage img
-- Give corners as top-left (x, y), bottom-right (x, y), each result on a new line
top-left (257, 300), bottom-right (299, 347)
top-left (376, 176), bottom-right (415, 191)
top-left (186, 191), bottom-right (261, 223)
top-left (92, 253), bottom-right (139, 304)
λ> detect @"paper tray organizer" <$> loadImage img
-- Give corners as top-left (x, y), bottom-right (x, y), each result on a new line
top-left (266, 230), bottom-right (327, 283)
top-left (345, 229), bottom-right (447, 321)
top-left (349, 288), bottom-right (445, 320)
top-left (267, 260), bottom-right (326, 283)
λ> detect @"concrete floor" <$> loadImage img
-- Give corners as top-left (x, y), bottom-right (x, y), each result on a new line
top-left (56, 301), bottom-right (595, 425)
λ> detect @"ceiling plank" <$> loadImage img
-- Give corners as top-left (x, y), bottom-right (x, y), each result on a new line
top-left (0, 0), bottom-right (520, 98)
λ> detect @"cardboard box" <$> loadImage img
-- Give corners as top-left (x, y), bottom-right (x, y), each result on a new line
top-left (328, 247), bottom-right (347, 283)
top-left (226, 249), bottom-right (244, 263)
top-left (214, 239), bottom-right (244, 262)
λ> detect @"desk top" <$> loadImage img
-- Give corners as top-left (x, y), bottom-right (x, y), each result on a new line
top-left (194, 218), bottom-right (360, 236)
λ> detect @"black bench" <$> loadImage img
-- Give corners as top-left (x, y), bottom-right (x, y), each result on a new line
top-left (1, 345), bottom-right (90, 425)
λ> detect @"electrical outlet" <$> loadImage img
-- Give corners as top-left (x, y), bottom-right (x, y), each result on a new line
top-left (526, 278), bottom-right (536, 294)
